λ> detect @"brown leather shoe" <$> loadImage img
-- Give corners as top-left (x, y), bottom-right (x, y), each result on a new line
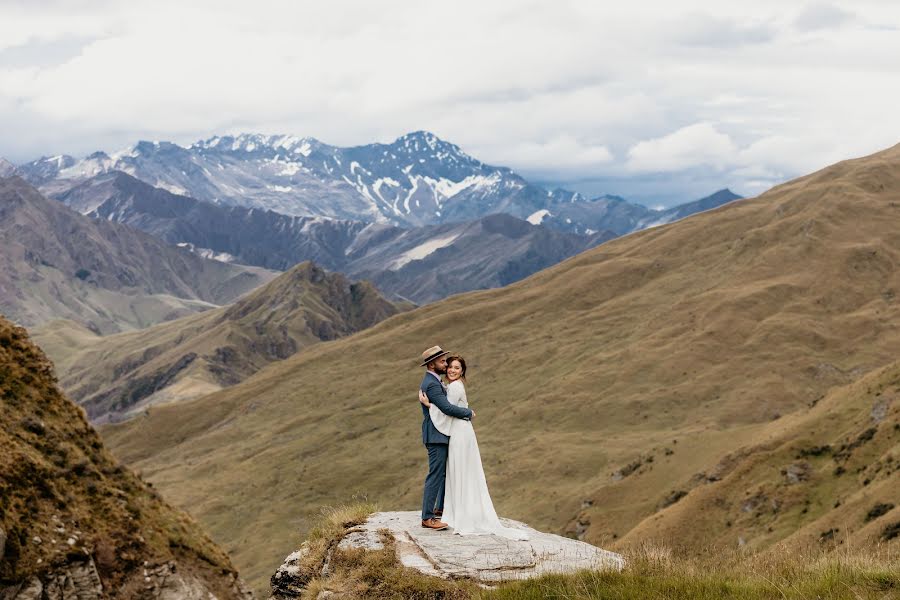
top-left (421, 518), bottom-right (448, 530)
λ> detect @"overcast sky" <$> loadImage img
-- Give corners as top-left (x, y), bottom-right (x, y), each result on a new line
top-left (2, 1), bottom-right (900, 206)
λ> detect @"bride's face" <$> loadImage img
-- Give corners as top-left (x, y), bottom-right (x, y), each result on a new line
top-left (446, 360), bottom-right (463, 382)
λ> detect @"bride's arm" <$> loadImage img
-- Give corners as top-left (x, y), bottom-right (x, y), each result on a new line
top-left (447, 381), bottom-right (475, 418)
top-left (426, 379), bottom-right (472, 420)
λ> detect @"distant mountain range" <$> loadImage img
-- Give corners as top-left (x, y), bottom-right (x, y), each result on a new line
top-left (14, 131), bottom-right (741, 233)
top-left (3, 131), bottom-right (742, 313)
top-left (0, 176), bottom-right (276, 333)
top-left (51, 170), bottom-right (615, 303)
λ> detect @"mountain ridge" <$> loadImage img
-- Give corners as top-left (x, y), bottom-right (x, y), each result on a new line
top-left (38, 261), bottom-right (408, 422)
top-left (17, 132), bottom-right (741, 232)
top-left (50, 170), bottom-right (615, 303)
top-left (0, 176), bottom-right (277, 333)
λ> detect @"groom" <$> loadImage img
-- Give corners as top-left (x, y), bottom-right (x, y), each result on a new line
top-left (419, 345), bottom-right (473, 530)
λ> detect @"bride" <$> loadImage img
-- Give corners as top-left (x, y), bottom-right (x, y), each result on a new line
top-left (419, 355), bottom-right (528, 540)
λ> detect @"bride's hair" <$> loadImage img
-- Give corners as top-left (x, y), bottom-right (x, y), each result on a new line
top-left (445, 355), bottom-right (467, 383)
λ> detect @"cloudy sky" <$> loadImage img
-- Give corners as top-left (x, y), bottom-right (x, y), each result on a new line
top-left (2, 1), bottom-right (900, 206)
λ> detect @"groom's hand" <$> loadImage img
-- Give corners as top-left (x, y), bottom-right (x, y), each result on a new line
top-left (470, 410), bottom-right (476, 418)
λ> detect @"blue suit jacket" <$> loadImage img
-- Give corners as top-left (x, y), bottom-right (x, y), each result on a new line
top-left (420, 372), bottom-right (472, 445)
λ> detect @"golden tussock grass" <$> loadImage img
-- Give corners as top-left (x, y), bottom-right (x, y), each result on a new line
top-left (298, 504), bottom-right (899, 600)
top-left (483, 543), bottom-right (899, 600)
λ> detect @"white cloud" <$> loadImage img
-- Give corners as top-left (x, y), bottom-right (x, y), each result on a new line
top-left (626, 123), bottom-right (738, 172)
top-left (487, 136), bottom-right (614, 173)
top-left (794, 2), bottom-right (855, 31)
top-left (1, 0), bottom-right (900, 205)
top-left (671, 12), bottom-right (778, 47)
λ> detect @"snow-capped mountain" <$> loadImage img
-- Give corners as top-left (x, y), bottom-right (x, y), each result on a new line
top-left (19, 131), bottom-right (742, 231)
top-left (19, 131), bottom-right (583, 227)
top-left (532, 188), bottom-right (743, 235)
top-left (52, 171), bottom-right (610, 303)
top-left (0, 157), bottom-right (17, 178)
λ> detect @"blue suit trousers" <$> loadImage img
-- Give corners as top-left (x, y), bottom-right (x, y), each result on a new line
top-left (421, 443), bottom-right (448, 520)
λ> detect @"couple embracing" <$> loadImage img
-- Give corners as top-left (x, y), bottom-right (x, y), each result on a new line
top-left (417, 345), bottom-right (528, 540)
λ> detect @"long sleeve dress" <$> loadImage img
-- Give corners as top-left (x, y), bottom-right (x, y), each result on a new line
top-left (430, 380), bottom-right (528, 540)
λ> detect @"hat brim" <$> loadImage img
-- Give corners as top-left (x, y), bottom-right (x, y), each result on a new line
top-left (419, 350), bottom-right (451, 367)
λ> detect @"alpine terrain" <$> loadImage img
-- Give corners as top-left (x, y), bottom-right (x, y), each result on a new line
top-left (98, 144), bottom-right (900, 593)
top-left (49, 170), bottom-right (614, 303)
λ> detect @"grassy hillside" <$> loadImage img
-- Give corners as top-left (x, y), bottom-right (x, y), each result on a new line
top-left (606, 358), bottom-right (899, 551)
top-left (0, 315), bottom-right (249, 597)
top-left (100, 142), bottom-right (900, 594)
top-left (37, 262), bottom-right (408, 422)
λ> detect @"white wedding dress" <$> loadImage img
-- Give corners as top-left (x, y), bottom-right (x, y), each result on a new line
top-left (430, 380), bottom-right (528, 540)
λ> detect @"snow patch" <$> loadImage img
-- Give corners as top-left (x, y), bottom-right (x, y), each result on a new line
top-left (58, 155), bottom-right (114, 179)
top-left (424, 173), bottom-right (501, 200)
top-left (176, 242), bottom-right (236, 263)
top-left (390, 234), bottom-right (460, 270)
top-left (527, 209), bottom-right (551, 225)
top-left (403, 176), bottom-right (420, 214)
top-left (156, 181), bottom-right (188, 195)
top-left (277, 162), bottom-right (302, 177)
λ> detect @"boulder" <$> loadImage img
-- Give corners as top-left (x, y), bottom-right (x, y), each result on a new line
top-left (269, 546), bottom-right (312, 598)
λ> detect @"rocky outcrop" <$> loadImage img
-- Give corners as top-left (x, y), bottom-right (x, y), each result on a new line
top-left (268, 511), bottom-right (623, 598)
top-left (0, 558), bottom-right (103, 600)
top-left (0, 316), bottom-right (254, 599)
top-left (0, 558), bottom-right (253, 599)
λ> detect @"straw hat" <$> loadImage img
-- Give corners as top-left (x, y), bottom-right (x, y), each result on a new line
top-left (419, 345), bottom-right (451, 367)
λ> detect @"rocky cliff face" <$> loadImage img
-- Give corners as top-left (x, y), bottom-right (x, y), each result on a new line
top-left (0, 315), bottom-right (253, 599)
